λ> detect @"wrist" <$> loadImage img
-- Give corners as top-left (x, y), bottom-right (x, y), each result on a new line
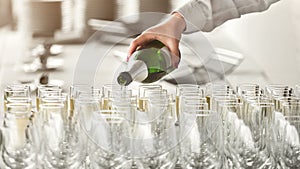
top-left (171, 12), bottom-right (186, 33)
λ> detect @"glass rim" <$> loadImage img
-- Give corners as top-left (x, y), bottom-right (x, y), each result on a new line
top-left (6, 97), bottom-right (32, 102)
top-left (242, 93), bottom-right (266, 98)
top-left (4, 87), bottom-right (30, 92)
top-left (138, 84), bottom-right (162, 88)
top-left (92, 110), bottom-right (126, 119)
top-left (38, 88), bottom-right (62, 97)
top-left (39, 102), bottom-right (65, 109)
top-left (250, 102), bottom-right (275, 107)
top-left (5, 84), bottom-right (30, 91)
top-left (237, 83), bottom-right (259, 87)
top-left (76, 91), bottom-right (102, 98)
top-left (266, 84), bottom-right (289, 89)
top-left (277, 96), bottom-right (300, 101)
top-left (138, 85), bottom-right (162, 97)
top-left (176, 84), bottom-right (202, 92)
top-left (70, 84), bottom-right (93, 96)
top-left (180, 94), bottom-right (206, 99)
top-left (182, 102), bottom-right (209, 110)
top-left (213, 95), bottom-right (238, 100)
top-left (40, 93), bottom-right (68, 100)
top-left (211, 87), bottom-right (233, 92)
top-left (5, 103), bottom-right (32, 115)
top-left (245, 96), bottom-right (272, 102)
top-left (282, 101), bottom-right (300, 107)
top-left (41, 97), bottom-right (67, 103)
top-left (76, 88), bottom-right (101, 93)
top-left (239, 89), bottom-right (263, 96)
top-left (41, 92), bottom-right (67, 97)
top-left (218, 102), bottom-right (242, 107)
top-left (6, 102), bottom-right (31, 108)
top-left (38, 84), bottom-right (61, 88)
top-left (211, 93), bottom-right (236, 98)
top-left (184, 100), bottom-right (208, 105)
top-left (271, 89), bottom-right (294, 95)
top-left (206, 82), bottom-right (229, 88)
top-left (177, 84), bottom-right (200, 88)
top-left (70, 83), bottom-right (92, 88)
top-left (179, 92), bottom-right (204, 97)
top-left (75, 96), bottom-right (101, 102)
top-left (181, 110), bottom-right (221, 123)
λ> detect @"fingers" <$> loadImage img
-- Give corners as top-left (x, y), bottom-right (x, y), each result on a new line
top-left (171, 52), bottom-right (181, 68)
top-left (166, 39), bottom-right (180, 57)
top-left (127, 30), bottom-right (181, 68)
top-left (127, 33), bottom-right (155, 60)
top-left (165, 39), bottom-right (181, 68)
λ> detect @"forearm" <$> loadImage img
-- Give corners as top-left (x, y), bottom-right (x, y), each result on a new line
top-left (175, 0), bottom-right (281, 33)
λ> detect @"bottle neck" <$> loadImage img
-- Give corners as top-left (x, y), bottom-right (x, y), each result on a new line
top-left (127, 59), bottom-right (148, 81)
top-left (117, 60), bottom-right (148, 86)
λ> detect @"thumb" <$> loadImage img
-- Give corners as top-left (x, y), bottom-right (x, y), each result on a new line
top-left (167, 41), bottom-right (181, 68)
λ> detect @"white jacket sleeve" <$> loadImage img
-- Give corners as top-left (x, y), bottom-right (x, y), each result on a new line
top-left (176, 0), bottom-right (280, 33)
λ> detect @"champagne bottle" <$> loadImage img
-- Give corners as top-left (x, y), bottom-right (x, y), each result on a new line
top-left (117, 40), bottom-right (176, 86)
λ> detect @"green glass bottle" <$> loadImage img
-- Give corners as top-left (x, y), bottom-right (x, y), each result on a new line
top-left (117, 40), bottom-right (176, 86)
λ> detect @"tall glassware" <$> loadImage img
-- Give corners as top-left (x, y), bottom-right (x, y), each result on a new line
top-left (282, 102), bottom-right (300, 168)
top-left (137, 84), bottom-right (162, 112)
top-left (89, 112), bottom-right (131, 169)
top-left (139, 91), bottom-right (177, 169)
top-left (1, 103), bottom-right (38, 168)
top-left (247, 102), bottom-right (276, 168)
top-left (176, 84), bottom-right (204, 121)
top-left (4, 85), bottom-right (31, 111)
top-left (40, 102), bottom-right (86, 169)
top-left (36, 84), bottom-right (61, 112)
top-left (69, 84), bottom-right (93, 112)
top-left (100, 84), bottom-right (123, 111)
top-left (180, 98), bottom-right (222, 168)
top-left (219, 102), bottom-right (252, 168)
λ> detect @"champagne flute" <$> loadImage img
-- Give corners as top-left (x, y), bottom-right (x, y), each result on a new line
top-left (138, 84), bottom-right (162, 112)
top-left (236, 83), bottom-right (261, 97)
top-left (40, 102), bottom-right (86, 169)
top-left (36, 84), bottom-right (61, 112)
top-left (4, 85), bottom-right (31, 112)
top-left (1, 103), bottom-right (38, 169)
top-left (139, 92), bottom-right (177, 169)
top-left (89, 112), bottom-right (132, 168)
top-left (69, 84), bottom-right (93, 112)
top-left (247, 102), bottom-right (277, 168)
top-left (180, 104), bottom-right (222, 169)
top-left (281, 102), bottom-right (300, 168)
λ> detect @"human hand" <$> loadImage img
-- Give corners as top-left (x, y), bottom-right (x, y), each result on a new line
top-left (127, 12), bottom-right (186, 68)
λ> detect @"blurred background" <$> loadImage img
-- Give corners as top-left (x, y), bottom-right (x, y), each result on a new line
top-left (0, 0), bottom-right (299, 92)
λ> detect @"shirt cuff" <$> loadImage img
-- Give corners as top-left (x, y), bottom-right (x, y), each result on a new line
top-left (174, 0), bottom-right (208, 33)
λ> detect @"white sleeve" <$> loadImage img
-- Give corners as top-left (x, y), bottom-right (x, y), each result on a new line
top-left (176, 0), bottom-right (280, 33)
